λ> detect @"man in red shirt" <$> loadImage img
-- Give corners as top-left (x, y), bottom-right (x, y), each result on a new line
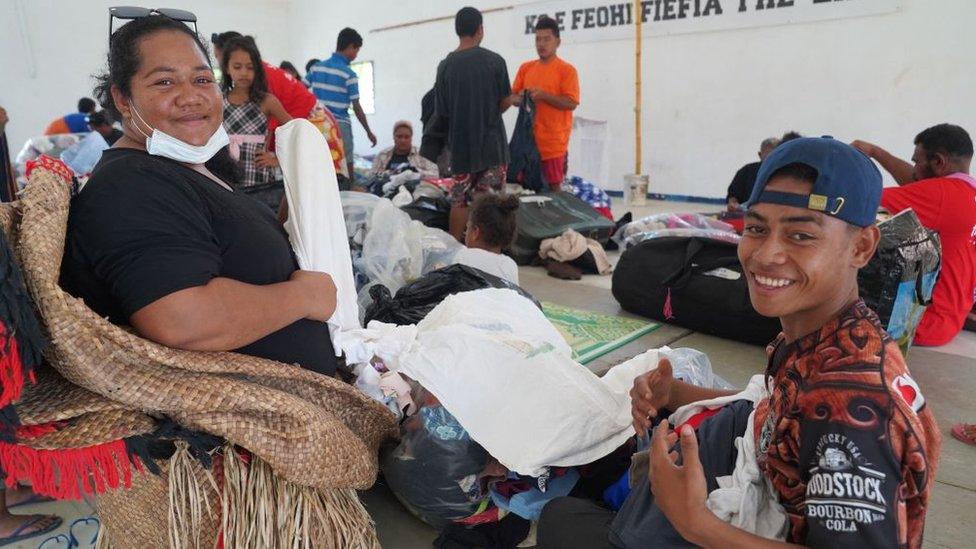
top-left (853, 124), bottom-right (976, 346)
top-left (212, 32), bottom-right (316, 148)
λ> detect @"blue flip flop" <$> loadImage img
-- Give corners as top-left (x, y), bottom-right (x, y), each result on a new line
top-left (0, 515), bottom-right (64, 547)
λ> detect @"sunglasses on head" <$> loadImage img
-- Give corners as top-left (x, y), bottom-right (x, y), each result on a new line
top-left (108, 6), bottom-right (198, 45)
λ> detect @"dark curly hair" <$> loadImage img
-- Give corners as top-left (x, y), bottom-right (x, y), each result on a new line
top-left (93, 16), bottom-right (240, 184)
top-left (469, 194), bottom-right (520, 248)
top-left (221, 36), bottom-right (269, 105)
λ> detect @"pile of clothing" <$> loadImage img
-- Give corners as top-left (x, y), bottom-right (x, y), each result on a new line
top-left (538, 229), bottom-right (613, 280)
top-left (342, 286), bottom-right (733, 546)
top-left (563, 175), bottom-right (614, 221)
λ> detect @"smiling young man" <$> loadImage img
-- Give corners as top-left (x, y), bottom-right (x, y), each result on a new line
top-left (510, 15), bottom-right (580, 190)
top-left (538, 138), bottom-right (941, 548)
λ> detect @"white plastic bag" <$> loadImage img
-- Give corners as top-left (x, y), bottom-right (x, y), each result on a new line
top-left (358, 198), bottom-right (462, 295)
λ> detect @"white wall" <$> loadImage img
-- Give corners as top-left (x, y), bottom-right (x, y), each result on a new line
top-left (4, 1), bottom-right (972, 198)
top-left (286, 0), bottom-right (974, 198)
top-left (1, 0), bottom-right (293, 152)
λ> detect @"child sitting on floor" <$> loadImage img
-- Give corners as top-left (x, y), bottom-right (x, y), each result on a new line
top-left (454, 194), bottom-right (520, 285)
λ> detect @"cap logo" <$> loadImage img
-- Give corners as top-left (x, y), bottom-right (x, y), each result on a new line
top-left (808, 194), bottom-right (828, 211)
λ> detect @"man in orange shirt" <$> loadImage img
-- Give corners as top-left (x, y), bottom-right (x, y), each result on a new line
top-left (511, 16), bottom-right (580, 191)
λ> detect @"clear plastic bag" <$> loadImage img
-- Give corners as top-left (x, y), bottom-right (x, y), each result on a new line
top-left (614, 213), bottom-right (736, 249)
top-left (339, 191), bottom-right (382, 246)
top-left (614, 213), bottom-right (735, 244)
top-left (660, 347), bottom-right (735, 390)
top-left (359, 198), bottom-right (462, 295)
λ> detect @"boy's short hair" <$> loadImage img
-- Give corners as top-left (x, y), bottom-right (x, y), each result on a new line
top-left (337, 27), bottom-right (363, 51)
top-left (915, 123), bottom-right (973, 160)
top-left (78, 98), bottom-right (97, 114)
top-left (87, 110), bottom-right (112, 127)
top-left (535, 16), bottom-right (560, 38)
top-left (455, 7), bottom-right (483, 37)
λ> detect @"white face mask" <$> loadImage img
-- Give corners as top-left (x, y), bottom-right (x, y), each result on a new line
top-left (129, 104), bottom-right (229, 164)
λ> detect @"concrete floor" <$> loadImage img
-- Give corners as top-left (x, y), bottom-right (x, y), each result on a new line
top-left (11, 199), bottom-right (974, 547)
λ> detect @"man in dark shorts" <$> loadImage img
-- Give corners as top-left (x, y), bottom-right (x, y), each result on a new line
top-left (433, 7), bottom-right (514, 241)
top-left (538, 138), bottom-right (942, 548)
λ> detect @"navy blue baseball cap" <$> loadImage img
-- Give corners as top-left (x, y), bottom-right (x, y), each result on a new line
top-left (747, 137), bottom-right (882, 227)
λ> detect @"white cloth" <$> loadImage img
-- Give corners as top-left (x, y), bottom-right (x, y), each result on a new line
top-left (276, 119), bottom-right (361, 354)
top-left (670, 375), bottom-right (789, 541)
top-left (453, 247), bottom-right (520, 285)
top-left (341, 288), bottom-right (661, 477)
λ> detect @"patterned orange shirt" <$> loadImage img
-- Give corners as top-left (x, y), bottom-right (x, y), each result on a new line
top-left (753, 301), bottom-right (941, 548)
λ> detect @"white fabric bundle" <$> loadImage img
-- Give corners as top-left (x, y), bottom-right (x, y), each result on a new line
top-left (670, 375), bottom-right (789, 540)
top-left (341, 288), bottom-right (661, 477)
top-left (276, 119), bottom-right (361, 354)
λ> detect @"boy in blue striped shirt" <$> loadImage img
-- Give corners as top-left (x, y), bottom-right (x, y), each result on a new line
top-left (308, 27), bottom-right (377, 177)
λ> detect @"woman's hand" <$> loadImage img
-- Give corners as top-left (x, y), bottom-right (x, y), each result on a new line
top-left (289, 270), bottom-right (337, 322)
top-left (630, 358), bottom-right (675, 435)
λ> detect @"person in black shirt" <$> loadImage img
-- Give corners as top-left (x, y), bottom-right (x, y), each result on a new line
top-left (87, 111), bottom-right (124, 145)
top-left (726, 136), bottom-right (779, 211)
top-left (60, 13), bottom-right (339, 376)
top-left (433, 7), bottom-right (515, 240)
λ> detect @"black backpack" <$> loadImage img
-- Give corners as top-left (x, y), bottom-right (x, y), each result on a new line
top-left (612, 236), bottom-right (781, 345)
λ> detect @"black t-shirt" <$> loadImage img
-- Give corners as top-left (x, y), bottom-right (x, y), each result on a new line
top-left (434, 46), bottom-right (511, 174)
top-left (387, 152), bottom-right (410, 170)
top-left (61, 148), bottom-right (337, 376)
top-left (727, 161), bottom-right (761, 203)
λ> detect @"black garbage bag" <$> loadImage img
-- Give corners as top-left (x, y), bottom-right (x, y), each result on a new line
top-left (857, 209), bottom-right (941, 355)
top-left (401, 195), bottom-right (451, 232)
top-left (364, 264), bottom-right (540, 325)
top-left (381, 383), bottom-right (492, 529)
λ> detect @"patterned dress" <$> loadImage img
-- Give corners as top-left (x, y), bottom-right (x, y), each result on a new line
top-left (223, 97), bottom-right (275, 188)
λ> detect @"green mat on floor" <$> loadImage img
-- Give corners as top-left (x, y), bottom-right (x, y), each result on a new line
top-left (542, 302), bottom-right (661, 364)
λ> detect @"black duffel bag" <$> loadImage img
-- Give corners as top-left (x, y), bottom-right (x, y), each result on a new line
top-left (611, 236), bottom-right (781, 345)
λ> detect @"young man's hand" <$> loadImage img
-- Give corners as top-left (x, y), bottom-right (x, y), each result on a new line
top-left (528, 88), bottom-right (549, 103)
top-left (367, 130), bottom-right (378, 147)
top-left (630, 358), bottom-right (675, 434)
top-left (649, 420), bottom-right (710, 540)
top-left (509, 93), bottom-right (523, 107)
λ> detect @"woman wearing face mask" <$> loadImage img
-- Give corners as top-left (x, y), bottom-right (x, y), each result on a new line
top-left (60, 14), bottom-right (340, 377)
top-left (220, 36), bottom-right (291, 189)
